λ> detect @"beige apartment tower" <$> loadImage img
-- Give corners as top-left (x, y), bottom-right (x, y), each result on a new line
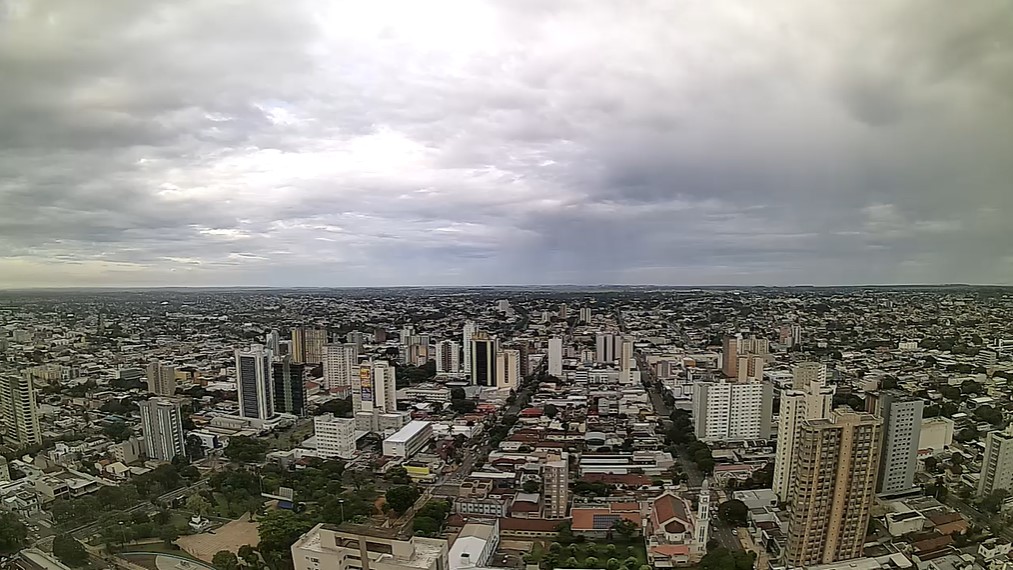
top-left (785, 408), bottom-right (883, 568)
top-left (146, 361), bottom-right (177, 396)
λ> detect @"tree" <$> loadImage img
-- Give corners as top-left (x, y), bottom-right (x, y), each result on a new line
top-left (956, 427), bottom-right (980, 443)
top-left (238, 544), bottom-right (259, 567)
top-left (258, 511), bottom-right (313, 566)
top-left (103, 421), bottom-right (133, 442)
top-left (564, 557), bottom-right (579, 568)
top-left (880, 376), bottom-right (898, 390)
top-left (585, 557), bottom-right (600, 568)
top-left (159, 525), bottom-right (181, 547)
top-left (385, 485), bottom-right (421, 515)
top-left (450, 399), bottom-right (477, 414)
top-left (187, 493), bottom-right (212, 517)
top-left (606, 558), bottom-right (621, 570)
top-left (612, 518), bottom-right (638, 540)
top-left (212, 551), bottom-right (239, 570)
top-left (186, 434), bottom-right (206, 461)
top-left (316, 396), bottom-right (353, 418)
top-left (555, 521), bottom-right (574, 543)
top-left (719, 499), bottom-right (749, 527)
top-left (0, 512), bottom-right (28, 555)
top-left (523, 480), bottom-right (541, 494)
top-left (52, 535), bottom-right (89, 567)
top-left (450, 387), bottom-right (466, 400)
top-left (544, 403), bottom-right (559, 419)
top-left (701, 547), bottom-right (756, 570)
top-left (225, 436), bottom-right (269, 463)
top-left (980, 490), bottom-right (1010, 514)
top-left (924, 456), bottom-right (939, 473)
top-left (413, 516), bottom-right (440, 536)
top-left (386, 466), bottom-right (411, 485)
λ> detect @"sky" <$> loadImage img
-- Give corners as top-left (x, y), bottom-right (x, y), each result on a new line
top-left (1, 1), bottom-right (1012, 288)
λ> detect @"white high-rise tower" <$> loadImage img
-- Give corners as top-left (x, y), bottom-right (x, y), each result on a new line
top-left (772, 362), bottom-right (835, 502)
top-left (0, 373), bottom-right (41, 447)
top-left (322, 343), bottom-right (359, 391)
top-left (462, 322), bottom-right (477, 373)
top-left (548, 338), bottom-right (563, 377)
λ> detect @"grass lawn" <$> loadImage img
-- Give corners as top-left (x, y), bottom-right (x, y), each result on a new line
top-left (529, 539), bottom-right (648, 569)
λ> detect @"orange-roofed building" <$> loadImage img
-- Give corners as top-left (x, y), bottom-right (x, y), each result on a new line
top-left (570, 502), bottom-right (643, 539)
top-left (647, 485), bottom-right (711, 567)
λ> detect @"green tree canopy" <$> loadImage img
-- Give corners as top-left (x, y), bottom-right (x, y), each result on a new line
top-left (385, 485), bottom-right (421, 515)
top-left (52, 535), bottom-right (89, 567)
top-left (0, 512), bottom-right (28, 555)
top-left (212, 550), bottom-right (239, 570)
top-left (719, 499), bottom-right (749, 527)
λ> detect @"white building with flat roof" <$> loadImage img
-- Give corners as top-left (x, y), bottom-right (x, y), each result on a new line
top-left (292, 524), bottom-right (448, 570)
top-left (449, 521), bottom-right (499, 570)
top-left (383, 420), bottom-right (433, 459)
top-left (314, 413), bottom-right (357, 459)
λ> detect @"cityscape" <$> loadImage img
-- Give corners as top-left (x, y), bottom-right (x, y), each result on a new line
top-left (0, 287), bottom-right (1012, 570)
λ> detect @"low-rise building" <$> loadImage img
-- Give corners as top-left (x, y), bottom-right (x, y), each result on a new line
top-left (291, 524), bottom-right (448, 570)
top-left (383, 421), bottom-right (433, 459)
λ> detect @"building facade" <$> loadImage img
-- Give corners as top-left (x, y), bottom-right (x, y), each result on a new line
top-left (785, 409), bottom-right (883, 567)
top-left (146, 361), bottom-right (176, 396)
top-left (543, 452), bottom-right (569, 519)
top-left (273, 356), bottom-right (306, 416)
top-left (462, 321), bottom-right (477, 374)
top-left (314, 413), bottom-right (356, 459)
top-left (692, 379), bottom-right (773, 442)
top-left (547, 338), bottom-right (563, 377)
top-left (0, 373), bottom-right (41, 447)
top-left (979, 426), bottom-right (1013, 498)
top-left (292, 525), bottom-right (448, 570)
top-left (436, 340), bottom-right (461, 374)
top-left (469, 331), bottom-right (495, 387)
top-left (356, 361), bottom-right (397, 414)
top-left (139, 397), bottom-right (186, 462)
top-left (874, 391), bottom-right (923, 495)
top-left (495, 349), bottom-right (521, 390)
top-left (235, 345), bottom-right (274, 420)
top-left (773, 362), bottom-right (835, 502)
top-left (323, 343), bottom-right (359, 391)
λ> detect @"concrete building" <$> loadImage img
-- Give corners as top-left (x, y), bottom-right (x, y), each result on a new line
top-left (543, 451), bottom-right (569, 519)
top-left (235, 345), bottom-right (274, 420)
top-left (292, 525), bottom-right (448, 570)
top-left (314, 413), bottom-right (356, 459)
top-left (462, 321), bottom-right (477, 374)
top-left (619, 338), bottom-right (634, 372)
top-left (785, 408), bottom-right (883, 568)
top-left (449, 521), bottom-right (499, 570)
top-left (145, 361), bottom-right (176, 396)
top-left (355, 361), bottom-right (397, 414)
top-left (874, 391), bottom-right (923, 495)
top-left (435, 340), bottom-right (461, 374)
top-left (0, 372), bottom-right (41, 447)
top-left (469, 331), bottom-right (495, 387)
top-left (721, 336), bottom-right (739, 378)
top-left (273, 356), bottom-right (306, 416)
top-left (548, 337), bottom-right (563, 377)
top-left (978, 426), bottom-right (1013, 498)
top-left (323, 343), bottom-right (359, 391)
top-left (919, 417), bottom-right (955, 453)
top-left (383, 420), bottom-right (433, 459)
top-left (495, 349), bottom-right (521, 390)
top-left (266, 329), bottom-right (281, 354)
top-left (292, 327), bottom-right (327, 364)
top-left (692, 379), bottom-right (773, 442)
top-left (139, 397), bottom-right (185, 462)
top-left (596, 333), bottom-right (619, 364)
top-left (773, 362), bottom-right (835, 502)
top-left (579, 307), bottom-right (592, 323)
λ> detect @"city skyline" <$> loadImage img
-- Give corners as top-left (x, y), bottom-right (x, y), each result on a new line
top-left (2, 1), bottom-right (1012, 288)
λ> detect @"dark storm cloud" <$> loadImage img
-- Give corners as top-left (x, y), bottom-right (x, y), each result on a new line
top-left (0, 0), bottom-right (1011, 287)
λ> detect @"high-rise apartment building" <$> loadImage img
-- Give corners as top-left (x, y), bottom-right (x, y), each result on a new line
top-left (266, 329), bottom-right (281, 355)
top-left (558, 303), bottom-right (569, 320)
top-left (874, 391), bottom-right (923, 495)
top-left (462, 321), bottom-right (477, 374)
top-left (619, 338), bottom-right (634, 372)
top-left (272, 356), bottom-right (306, 416)
top-left (235, 345), bottom-right (274, 420)
top-left (548, 338), bottom-right (563, 377)
top-left (785, 409), bottom-right (883, 567)
top-left (469, 331), bottom-right (495, 386)
top-left (495, 349), bottom-right (521, 389)
top-left (322, 343), bottom-right (359, 391)
top-left (722, 335), bottom-right (768, 379)
top-left (692, 379), bottom-right (773, 442)
top-left (291, 327), bottom-right (327, 363)
top-left (356, 361), bottom-right (397, 414)
top-left (543, 451), bottom-right (569, 519)
top-left (773, 363), bottom-right (835, 501)
top-left (579, 307), bottom-right (592, 323)
top-left (314, 413), bottom-right (356, 459)
top-left (146, 361), bottom-right (176, 397)
top-left (721, 336), bottom-right (739, 378)
top-left (595, 333), bottom-right (619, 364)
top-left (435, 340), bottom-right (461, 374)
top-left (978, 426), bottom-right (1013, 498)
top-left (0, 373), bottom-right (41, 447)
top-left (139, 397), bottom-right (185, 462)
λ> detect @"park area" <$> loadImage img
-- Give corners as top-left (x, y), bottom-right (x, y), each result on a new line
top-left (528, 539), bottom-right (649, 570)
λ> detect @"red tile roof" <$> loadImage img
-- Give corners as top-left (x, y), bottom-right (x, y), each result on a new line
top-left (498, 517), bottom-right (562, 532)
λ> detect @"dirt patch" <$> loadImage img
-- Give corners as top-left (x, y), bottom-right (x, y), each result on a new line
top-left (176, 514), bottom-right (260, 562)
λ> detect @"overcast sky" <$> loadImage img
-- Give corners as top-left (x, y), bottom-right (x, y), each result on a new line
top-left (1, 1), bottom-right (1011, 287)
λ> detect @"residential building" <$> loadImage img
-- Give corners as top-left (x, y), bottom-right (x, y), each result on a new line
top-left (620, 338), bottom-right (634, 372)
top-left (0, 372), bottom-right (41, 447)
top-left (383, 420), bottom-right (434, 458)
top-left (596, 333), bottom-right (619, 364)
top-left (785, 408), bottom-right (883, 567)
top-left (450, 521), bottom-right (499, 570)
top-left (139, 397), bottom-right (185, 462)
top-left (495, 349), bottom-right (521, 390)
top-left (692, 379), bottom-right (773, 442)
top-left (462, 321), bottom-right (477, 374)
top-left (469, 331), bottom-right (495, 387)
top-left (291, 525), bottom-right (448, 570)
top-left (235, 345), bottom-right (274, 420)
top-left (436, 340), bottom-right (461, 374)
top-left (579, 307), bottom-right (592, 323)
top-left (314, 413), bottom-right (356, 459)
top-left (266, 329), bottom-right (281, 354)
top-left (721, 336), bottom-right (738, 378)
top-left (356, 361), bottom-right (397, 414)
top-left (548, 337), bottom-right (563, 377)
top-left (874, 391), bottom-right (923, 495)
top-left (146, 361), bottom-right (176, 396)
top-left (978, 426), bottom-right (1013, 498)
top-left (773, 362), bottom-right (835, 502)
top-left (291, 327), bottom-right (327, 363)
top-left (273, 356), bottom-right (306, 416)
top-left (919, 417), bottom-right (954, 453)
top-left (543, 451), bottom-right (569, 519)
top-left (322, 343), bottom-right (359, 391)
